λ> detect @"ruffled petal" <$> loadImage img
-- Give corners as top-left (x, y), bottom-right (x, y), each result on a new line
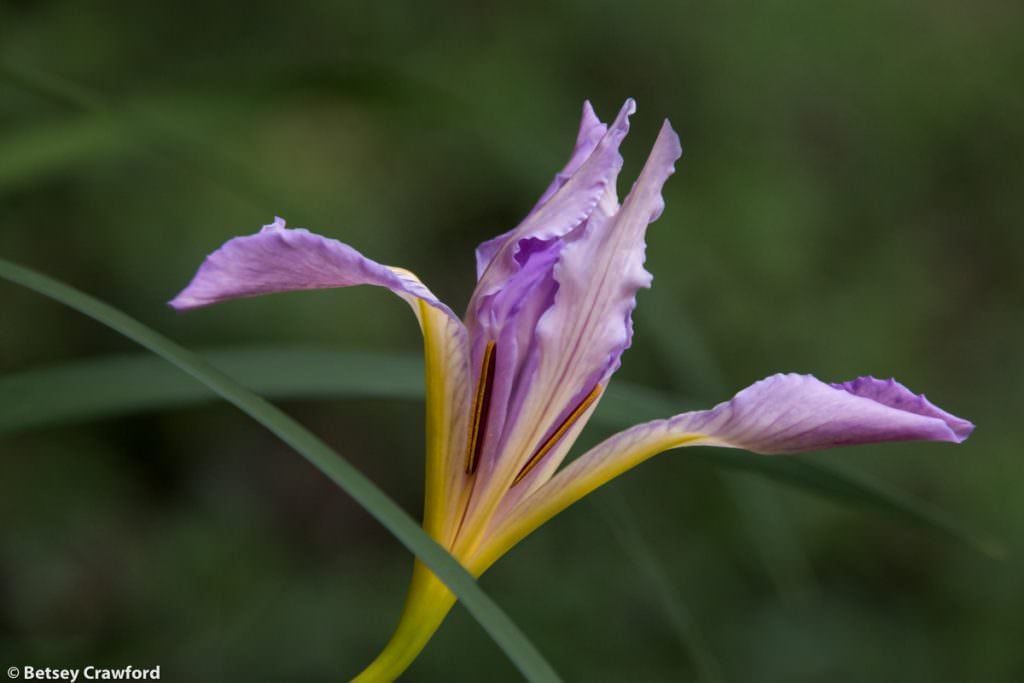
top-left (465, 238), bottom-right (564, 486)
top-left (458, 101), bottom-right (636, 494)
top-left (502, 120), bottom-right (683, 491)
top-left (474, 101), bottom-right (608, 279)
top-left (532, 100), bottom-right (609, 209)
top-left (170, 218), bottom-right (471, 542)
top-left (449, 118), bottom-right (683, 558)
top-left (471, 373), bottom-right (973, 573)
top-left (829, 376), bottom-right (975, 441)
top-left (470, 100), bottom-right (634, 299)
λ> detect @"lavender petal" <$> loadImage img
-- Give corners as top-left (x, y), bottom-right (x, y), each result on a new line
top-left (169, 217), bottom-right (456, 320)
top-left (477, 373), bottom-right (973, 569)
top-left (687, 373), bottom-right (974, 453)
top-left (474, 101), bottom-right (608, 279)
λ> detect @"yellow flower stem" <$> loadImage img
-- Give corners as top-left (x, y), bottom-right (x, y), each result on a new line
top-left (353, 561), bottom-right (457, 682)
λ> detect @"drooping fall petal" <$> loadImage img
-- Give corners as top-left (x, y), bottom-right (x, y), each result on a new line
top-left (169, 217), bottom-right (471, 541)
top-left (170, 217), bottom-right (453, 316)
top-left (473, 373), bottom-right (973, 572)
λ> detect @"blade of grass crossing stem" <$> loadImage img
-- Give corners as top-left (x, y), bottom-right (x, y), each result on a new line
top-left (0, 257), bottom-right (561, 683)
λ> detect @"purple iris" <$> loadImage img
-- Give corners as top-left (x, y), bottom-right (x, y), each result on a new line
top-left (170, 99), bottom-right (972, 681)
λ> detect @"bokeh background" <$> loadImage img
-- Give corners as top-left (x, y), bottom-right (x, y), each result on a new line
top-left (2, 1), bottom-right (1022, 681)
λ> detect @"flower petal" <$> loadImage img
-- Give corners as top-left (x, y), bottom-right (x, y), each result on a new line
top-left (501, 120), bottom-right (683, 489)
top-left (470, 100), bottom-right (634, 297)
top-left (459, 101), bottom-right (636, 497)
top-left (829, 376), bottom-right (975, 441)
top-left (170, 218), bottom-right (472, 542)
top-left (450, 119), bottom-right (683, 557)
top-left (471, 373), bottom-right (973, 573)
top-left (169, 217), bottom-right (455, 317)
top-left (465, 237), bottom-right (564, 485)
top-left (474, 101), bottom-right (608, 279)
top-left (532, 100), bottom-right (609, 209)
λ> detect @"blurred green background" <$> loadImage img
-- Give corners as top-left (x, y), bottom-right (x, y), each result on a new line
top-left (2, 1), bottom-right (1022, 681)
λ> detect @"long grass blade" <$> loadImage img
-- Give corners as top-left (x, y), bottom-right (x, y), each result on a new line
top-left (688, 449), bottom-right (1002, 558)
top-left (594, 491), bottom-right (727, 683)
top-left (0, 347), bottom-right (424, 434)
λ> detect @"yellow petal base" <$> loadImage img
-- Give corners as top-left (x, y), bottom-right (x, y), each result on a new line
top-left (353, 561), bottom-right (457, 682)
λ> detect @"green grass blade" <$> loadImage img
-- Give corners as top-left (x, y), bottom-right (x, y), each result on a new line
top-left (0, 61), bottom-right (304, 216)
top-left (0, 345), bottom-right (687, 435)
top-left (0, 346), bottom-right (998, 558)
top-left (0, 347), bottom-right (425, 434)
top-left (594, 491), bottom-right (727, 683)
top-left (0, 115), bottom-right (133, 191)
top-left (0, 258), bottom-right (561, 683)
top-left (688, 449), bottom-right (1003, 558)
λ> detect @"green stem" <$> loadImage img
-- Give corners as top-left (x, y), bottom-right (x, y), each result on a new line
top-left (354, 562), bottom-right (456, 682)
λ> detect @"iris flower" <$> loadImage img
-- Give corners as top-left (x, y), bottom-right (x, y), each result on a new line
top-left (170, 99), bottom-right (972, 681)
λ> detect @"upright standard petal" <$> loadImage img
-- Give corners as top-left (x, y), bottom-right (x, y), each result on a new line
top-left (500, 121), bottom-right (683, 494)
top-left (170, 217), bottom-right (472, 541)
top-left (473, 373), bottom-right (973, 572)
top-left (474, 101), bottom-right (608, 279)
top-left (470, 100), bottom-right (634, 299)
top-left (458, 101), bottom-right (639, 503)
top-left (450, 120), bottom-right (683, 559)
